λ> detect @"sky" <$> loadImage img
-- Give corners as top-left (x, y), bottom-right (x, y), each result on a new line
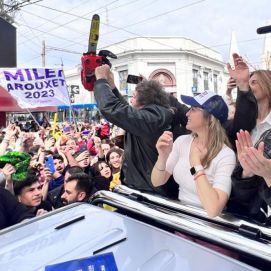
top-left (11, 0), bottom-right (271, 69)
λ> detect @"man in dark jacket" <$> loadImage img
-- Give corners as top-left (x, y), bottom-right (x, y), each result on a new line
top-left (0, 187), bottom-right (34, 230)
top-left (94, 65), bottom-right (181, 197)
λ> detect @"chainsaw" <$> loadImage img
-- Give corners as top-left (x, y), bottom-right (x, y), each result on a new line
top-left (81, 14), bottom-right (117, 91)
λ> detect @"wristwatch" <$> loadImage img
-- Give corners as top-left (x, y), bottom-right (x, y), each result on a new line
top-left (190, 165), bottom-right (204, 175)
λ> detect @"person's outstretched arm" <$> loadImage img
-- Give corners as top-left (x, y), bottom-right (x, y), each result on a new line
top-left (151, 131), bottom-right (172, 187)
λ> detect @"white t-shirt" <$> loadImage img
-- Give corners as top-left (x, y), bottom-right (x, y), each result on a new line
top-left (251, 111), bottom-right (271, 145)
top-left (166, 135), bottom-right (236, 206)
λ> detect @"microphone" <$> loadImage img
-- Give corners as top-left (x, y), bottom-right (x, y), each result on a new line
top-left (257, 25), bottom-right (271, 34)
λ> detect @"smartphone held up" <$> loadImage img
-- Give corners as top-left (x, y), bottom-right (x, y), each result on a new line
top-left (45, 155), bottom-right (55, 174)
top-left (126, 74), bottom-right (143, 85)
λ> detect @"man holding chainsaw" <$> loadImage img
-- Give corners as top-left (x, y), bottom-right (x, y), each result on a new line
top-left (94, 64), bottom-right (179, 198)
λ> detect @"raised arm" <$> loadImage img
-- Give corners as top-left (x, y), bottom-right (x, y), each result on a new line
top-left (0, 124), bottom-right (18, 155)
top-left (227, 53), bottom-right (250, 91)
top-left (151, 131), bottom-right (172, 187)
top-left (224, 54), bottom-right (257, 147)
top-left (94, 65), bottom-right (173, 136)
top-left (107, 69), bottom-right (128, 106)
top-left (2, 164), bottom-right (16, 194)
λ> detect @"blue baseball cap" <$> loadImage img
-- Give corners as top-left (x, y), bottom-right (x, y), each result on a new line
top-left (181, 90), bottom-right (228, 124)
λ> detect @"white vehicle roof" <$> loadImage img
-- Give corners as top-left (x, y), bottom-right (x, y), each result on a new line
top-left (0, 203), bottom-right (259, 271)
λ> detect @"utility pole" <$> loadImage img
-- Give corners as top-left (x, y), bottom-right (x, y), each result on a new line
top-left (0, 0), bottom-right (13, 23)
top-left (105, 6), bottom-right (109, 32)
top-left (41, 40), bottom-right (45, 67)
top-left (1, 1), bottom-right (38, 23)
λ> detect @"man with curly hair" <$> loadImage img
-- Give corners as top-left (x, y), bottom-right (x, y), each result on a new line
top-left (94, 65), bottom-right (184, 197)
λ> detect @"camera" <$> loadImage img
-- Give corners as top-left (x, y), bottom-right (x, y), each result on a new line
top-left (126, 74), bottom-right (143, 84)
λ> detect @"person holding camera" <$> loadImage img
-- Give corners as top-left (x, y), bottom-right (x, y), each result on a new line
top-left (94, 64), bottom-right (179, 197)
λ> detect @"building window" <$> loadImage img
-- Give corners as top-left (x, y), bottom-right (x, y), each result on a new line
top-left (149, 68), bottom-right (176, 87)
top-left (192, 69), bottom-right (198, 88)
top-left (213, 74), bottom-right (218, 93)
top-left (203, 72), bottom-right (209, 90)
top-left (119, 70), bottom-right (128, 91)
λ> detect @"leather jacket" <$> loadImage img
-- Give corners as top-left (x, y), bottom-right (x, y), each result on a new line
top-left (94, 79), bottom-right (174, 197)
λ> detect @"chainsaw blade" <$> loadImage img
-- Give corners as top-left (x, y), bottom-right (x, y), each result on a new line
top-left (88, 14), bottom-right (100, 54)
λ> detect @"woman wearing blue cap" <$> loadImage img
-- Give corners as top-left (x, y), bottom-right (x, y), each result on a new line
top-left (151, 90), bottom-right (236, 218)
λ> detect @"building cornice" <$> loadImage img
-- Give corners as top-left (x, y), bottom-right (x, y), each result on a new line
top-left (99, 36), bottom-right (221, 55)
top-left (113, 49), bottom-right (225, 66)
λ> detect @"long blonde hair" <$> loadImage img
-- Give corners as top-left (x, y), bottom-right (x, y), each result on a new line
top-left (194, 111), bottom-right (231, 168)
top-left (251, 70), bottom-right (271, 108)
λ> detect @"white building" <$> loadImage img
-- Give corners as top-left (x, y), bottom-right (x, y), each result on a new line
top-left (64, 65), bottom-right (95, 105)
top-left (65, 37), bottom-right (230, 105)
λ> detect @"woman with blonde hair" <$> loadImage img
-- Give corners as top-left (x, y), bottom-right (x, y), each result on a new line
top-left (151, 91), bottom-right (236, 218)
top-left (226, 57), bottom-right (271, 224)
top-left (227, 54), bottom-right (271, 144)
top-left (248, 70), bottom-right (271, 142)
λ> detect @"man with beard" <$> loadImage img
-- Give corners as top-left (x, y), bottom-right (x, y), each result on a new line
top-left (47, 166), bottom-right (84, 209)
top-left (61, 173), bottom-right (94, 205)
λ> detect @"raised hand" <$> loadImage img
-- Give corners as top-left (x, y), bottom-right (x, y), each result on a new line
top-left (4, 124), bottom-right (18, 139)
top-left (95, 64), bottom-right (110, 81)
top-left (227, 53), bottom-right (250, 90)
top-left (2, 163), bottom-right (16, 178)
top-left (93, 136), bottom-right (101, 148)
top-left (236, 130), bottom-right (254, 177)
top-left (44, 137), bottom-right (55, 150)
top-left (240, 142), bottom-right (271, 187)
top-left (33, 136), bottom-right (44, 147)
top-left (76, 150), bottom-right (89, 162)
top-left (226, 77), bottom-right (237, 96)
top-left (156, 131), bottom-right (173, 159)
top-left (189, 142), bottom-right (207, 166)
top-left (2, 163), bottom-right (16, 193)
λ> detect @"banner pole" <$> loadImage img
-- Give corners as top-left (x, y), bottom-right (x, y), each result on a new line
top-left (26, 108), bottom-right (42, 129)
top-left (52, 112), bottom-right (59, 139)
top-left (61, 59), bottom-right (78, 132)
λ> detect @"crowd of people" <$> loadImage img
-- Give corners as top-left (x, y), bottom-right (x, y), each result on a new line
top-left (0, 117), bottom-right (124, 229)
top-left (0, 52), bottom-right (271, 230)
